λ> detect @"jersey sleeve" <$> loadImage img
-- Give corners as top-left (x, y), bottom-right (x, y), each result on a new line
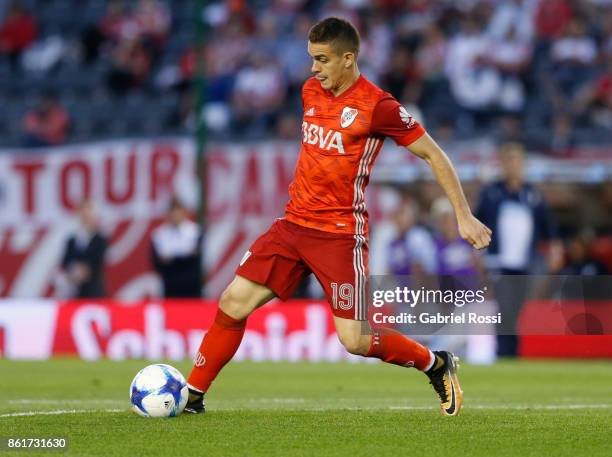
top-left (371, 96), bottom-right (425, 146)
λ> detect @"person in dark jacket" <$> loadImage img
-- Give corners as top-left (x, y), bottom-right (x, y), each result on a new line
top-left (60, 200), bottom-right (108, 298)
top-left (475, 142), bottom-right (562, 356)
top-left (151, 198), bottom-right (203, 298)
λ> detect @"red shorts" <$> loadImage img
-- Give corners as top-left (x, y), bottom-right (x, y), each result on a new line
top-left (236, 218), bottom-right (368, 320)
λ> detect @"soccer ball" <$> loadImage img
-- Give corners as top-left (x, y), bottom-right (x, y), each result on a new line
top-left (129, 364), bottom-right (189, 417)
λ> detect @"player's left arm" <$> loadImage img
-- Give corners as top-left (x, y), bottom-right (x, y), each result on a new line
top-left (407, 133), bottom-right (492, 250)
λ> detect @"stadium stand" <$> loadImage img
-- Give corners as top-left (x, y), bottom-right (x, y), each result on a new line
top-left (0, 0), bottom-right (609, 149)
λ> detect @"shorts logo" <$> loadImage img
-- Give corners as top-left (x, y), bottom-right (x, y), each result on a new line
top-left (340, 107), bottom-right (358, 128)
top-left (239, 250), bottom-right (252, 266)
top-left (194, 352), bottom-right (206, 367)
top-left (399, 106), bottom-right (415, 128)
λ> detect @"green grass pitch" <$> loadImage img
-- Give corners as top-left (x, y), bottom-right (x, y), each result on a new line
top-left (1, 359), bottom-right (611, 456)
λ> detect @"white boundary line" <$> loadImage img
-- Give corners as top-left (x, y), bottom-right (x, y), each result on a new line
top-left (389, 404), bottom-right (612, 410)
top-left (8, 399), bottom-right (124, 405)
top-left (0, 409), bottom-right (124, 418)
top-left (1, 403), bottom-right (610, 417)
top-left (8, 398), bottom-right (307, 405)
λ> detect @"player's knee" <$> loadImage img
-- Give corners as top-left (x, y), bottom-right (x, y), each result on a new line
top-left (338, 333), bottom-right (369, 356)
top-left (219, 286), bottom-right (254, 320)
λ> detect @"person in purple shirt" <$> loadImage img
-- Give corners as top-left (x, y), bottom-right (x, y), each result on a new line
top-left (431, 197), bottom-right (482, 280)
top-left (387, 195), bottom-right (437, 278)
top-left (431, 197), bottom-right (495, 364)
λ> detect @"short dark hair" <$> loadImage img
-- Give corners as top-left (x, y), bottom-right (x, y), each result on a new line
top-left (308, 17), bottom-right (360, 56)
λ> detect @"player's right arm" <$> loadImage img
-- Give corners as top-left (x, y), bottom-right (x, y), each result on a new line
top-left (406, 133), bottom-right (491, 250)
top-left (370, 96), bottom-right (491, 250)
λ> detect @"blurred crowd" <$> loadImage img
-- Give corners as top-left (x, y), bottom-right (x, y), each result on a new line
top-left (178, 0), bottom-right (612, 150)
top-left (0, 0), bottom-right (610, 149)
top-left (374, 142), bottom-right (611, 283)
top-left (374, 142), bottom-right (610, 356)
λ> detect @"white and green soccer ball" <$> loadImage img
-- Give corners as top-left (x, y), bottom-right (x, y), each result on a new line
top-left (130, 364), bottom-right (189, 417)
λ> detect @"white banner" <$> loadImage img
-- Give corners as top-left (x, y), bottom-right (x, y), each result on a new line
top-left (0, 139), bottom-right (303, 298)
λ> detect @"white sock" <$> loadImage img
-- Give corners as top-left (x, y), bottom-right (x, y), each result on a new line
top-left (423, 350), bottom-right (436, 372)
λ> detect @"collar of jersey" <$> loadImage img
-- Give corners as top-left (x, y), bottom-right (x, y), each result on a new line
top-left (323, 74), bottom-right (364, 101)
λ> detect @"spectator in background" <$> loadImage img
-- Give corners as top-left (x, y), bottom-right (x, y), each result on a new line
top-left (413, 24), bottom-right (453, 129)
top-left (386, 195), bottom-right (437, 277)
top-left (59, 201), bottom-right (108, 298)
top-left (415, 24), bottom-right (448, 91)
top-left (446, 11), bottom-right (534, 131)
top-left (380, 46), bottom-right (413, 101)
top-left (574, 60), bottom-right (612, 131)
top-left (487, 0), bottom-right (536, 43)
top-left (107, 38), bottom-right (152, 95)
top-left (172, 16), bottom-right (252, 132)
top-left (560, 229), bottom-right (609, 276)
top-left (231, 51), bottom-right (287, 136)
top-left (82, 0), bottom-right (169, 65)
top-left (81, 0), bottom-right (132, 64)
top-left (0, 0), bottom-right (36, 69)
top-left (552, 228), bottom-right (611, 303)
top-left (151, 198), bottom-right (203, 298)
top-left (22, 93), bottom-right (69, 147)
top-left (475, 142), bottom-right (563, 356)
top-left (394, 0), bottom-right (438, 42)
top-left (445, 12), bottom-right (498, 131)
top-left (132, 0), bottom-right (170, 57)
top-left (431, 196), bottom-right (482, 279)
top-left (99, 0), bottom-right (133, 44)
top-left (177, 45), bottom-right (200, 91)
top-left (175, 43), bottom-right (234, 133)
top-left (487, 25), bottom-right (532, 113)
top-left (358, 11), bottom-right (393, 82)
top-left (206, 18), bottom-right (251, 78)
top-left (476, 142), bottom-right (562, 273)
top-left (430, 196), bottom-right (495, 364)
top-left (278, 14), bottom-right (313, 103)
top-left (548, 19), bottom-right (597, 99)
top-left (252, 12), bottom-right (281, 56)
top-left (539, 19), bottom-right (598, 153)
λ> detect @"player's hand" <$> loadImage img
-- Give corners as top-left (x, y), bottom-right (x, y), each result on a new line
top-left (457, 214), bottom-right (492, 250)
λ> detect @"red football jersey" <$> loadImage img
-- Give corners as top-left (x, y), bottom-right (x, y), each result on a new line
top-left (285, 75), bottom-right (425, 235)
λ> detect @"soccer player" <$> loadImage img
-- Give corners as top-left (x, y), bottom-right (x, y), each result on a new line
top-left (185, 17), bottom-right (491, 416)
